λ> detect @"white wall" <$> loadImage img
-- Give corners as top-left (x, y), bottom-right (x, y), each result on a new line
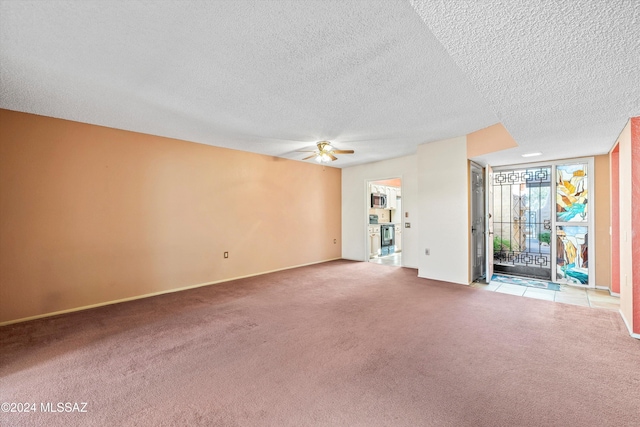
top-left (617, 120), bottom-right (633, 331)
top-left (342, 155), bottom-right (419, 268)
top-left (417, 136), bottom-right (469, 284)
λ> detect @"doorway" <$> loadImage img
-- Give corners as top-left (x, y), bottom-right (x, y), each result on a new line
top-left (487, 158), bottom-right (594, 287)
top-left (367, 178), bottom-right (402, 267)
top-left (491, 166), bottom-right (552, 280)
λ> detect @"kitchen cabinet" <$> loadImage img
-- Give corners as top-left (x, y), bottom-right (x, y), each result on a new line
top-left (394, 224), bottom-right (402, 252)
top-left (369, 184), bottom-right (400, 210)
top-left (369, 225), bottom-right (381, 258)
top-left (387, 187), bottom-right (397, 210)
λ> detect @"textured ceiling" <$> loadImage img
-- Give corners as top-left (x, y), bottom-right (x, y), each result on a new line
top-left (1, 1), bottom-right (638, 168)
top-left (411, 0), bottom-right (640, 165)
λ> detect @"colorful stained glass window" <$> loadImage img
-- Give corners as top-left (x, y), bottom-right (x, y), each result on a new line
top-left (556, 226), bottom-right (588, 285)
top-left (556, 164), bottom-right (588, 222)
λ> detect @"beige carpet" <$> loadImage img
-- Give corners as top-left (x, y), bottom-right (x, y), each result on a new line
top-left (1, 260), bottom-right (639, 426)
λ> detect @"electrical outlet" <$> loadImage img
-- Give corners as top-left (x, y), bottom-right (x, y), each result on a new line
top-left (405, 222), bottom-right (411, 228)
top-left (224, 251), bottom-right (229, 258)
top-left (333, 239), bottom-right (337, 244)
top-left (425, 248), bottom-right (430, 255)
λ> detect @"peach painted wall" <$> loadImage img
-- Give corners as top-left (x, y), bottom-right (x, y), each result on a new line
top-left (610, 145), bottom-right (620, 294)
top-left (466, 123), bottom-right (518, 158)
top-left (0, 109), bottom-right (342, 324)
top-left (593, 155), bottom-right (610, 288)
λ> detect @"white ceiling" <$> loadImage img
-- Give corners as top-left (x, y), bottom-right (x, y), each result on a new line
top-left (1, 0), bottom-right (638, 168)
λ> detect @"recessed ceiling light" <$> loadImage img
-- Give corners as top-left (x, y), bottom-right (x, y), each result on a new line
top-left (521, 152), bottom-right (542, 157)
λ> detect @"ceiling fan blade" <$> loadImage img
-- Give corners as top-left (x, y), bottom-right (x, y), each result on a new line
top-left (329, 153), bottom-right (338, 161)
top-left (295, 150), bottom-right (316, 153)
top-left (302, 154), bottom-right (317, 160)
top-left (332, 150), bottom-right (354, 154)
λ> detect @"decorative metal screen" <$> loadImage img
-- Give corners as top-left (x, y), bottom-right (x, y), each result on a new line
top-left (492, 167), bottom-right (552, 280)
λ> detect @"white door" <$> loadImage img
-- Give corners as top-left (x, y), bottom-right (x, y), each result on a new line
top-left (471, 163), bottom-right (485, 281)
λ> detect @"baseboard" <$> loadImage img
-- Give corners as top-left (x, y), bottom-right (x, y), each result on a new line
top-left (618, 309), bottom-right (640, 340)
top-left (594, 286), bottom-right (620, 297)
top-left (0, 257), bottom-right (343, 327)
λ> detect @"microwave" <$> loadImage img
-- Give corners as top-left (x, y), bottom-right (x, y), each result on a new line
top-left (371, 193), bottom-right (387, 209)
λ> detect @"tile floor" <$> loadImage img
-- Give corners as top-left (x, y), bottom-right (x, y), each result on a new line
top-left (371, 260), bottom-right (619, 312)
top-left (470, 278), bottom-right (620, 311)
top-left (369, 252), bottom-right (402, 266)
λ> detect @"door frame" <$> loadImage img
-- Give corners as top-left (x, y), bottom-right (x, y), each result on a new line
top-left (490, 157), bottom-right (595, 287)
top-left (485, 164), bottom-right (494, 283)
top-left (365, 176), bottom-right (403, 264)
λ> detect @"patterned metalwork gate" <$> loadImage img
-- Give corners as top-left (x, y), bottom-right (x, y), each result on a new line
top-left (492, 166), bottom-right (552, 280)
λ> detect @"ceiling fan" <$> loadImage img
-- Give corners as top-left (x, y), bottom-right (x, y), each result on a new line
top-left (300, 141), bottom-right (355, 163)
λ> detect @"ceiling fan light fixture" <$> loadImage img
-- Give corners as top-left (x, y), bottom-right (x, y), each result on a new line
top-left (317, 153), bottom-right (332, 163)
top-left (317, 141), bottom-right (332, 152)
top-left (300, 141), bottom-right (354, 163)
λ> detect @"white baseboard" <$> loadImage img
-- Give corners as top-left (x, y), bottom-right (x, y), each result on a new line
top-left (0, 257), bottom-right (343, 327)
top-left (619, 309), bottom-right (640, 340)
top-left (594, 286), bottom-right (620, 297)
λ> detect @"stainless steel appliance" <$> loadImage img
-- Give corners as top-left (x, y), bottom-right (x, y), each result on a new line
top-left (371, 193), bottom-right (387, 209)
top-left (380, 224), bottom-right (395, 256)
